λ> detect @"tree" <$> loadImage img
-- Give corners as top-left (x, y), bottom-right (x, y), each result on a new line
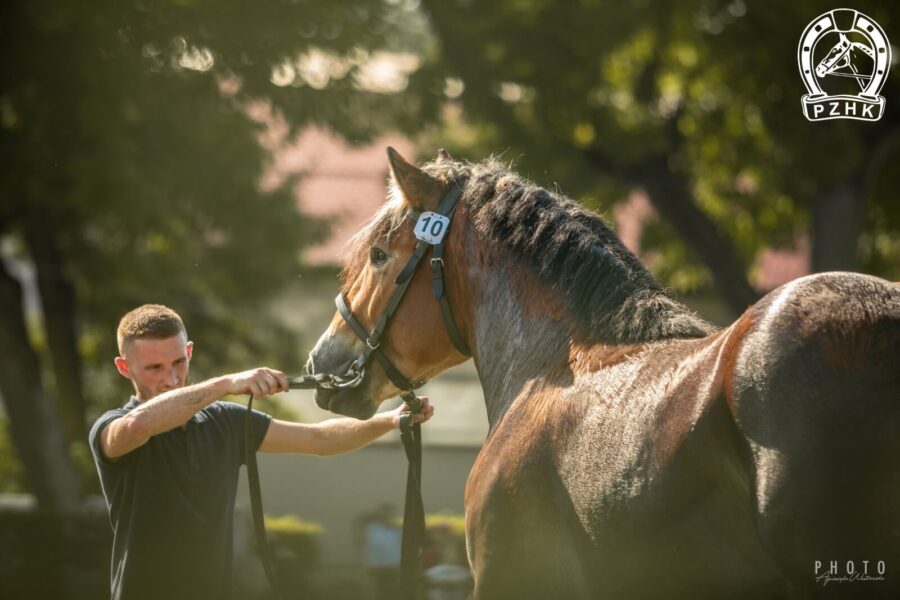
top-left (0, 0), bottom-right (421, 508)
top-left (404, 0), bottom-right (900, 314)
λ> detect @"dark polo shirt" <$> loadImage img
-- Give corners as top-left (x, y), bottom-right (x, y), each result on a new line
top-left (89, 397), bottom-right (272, 600)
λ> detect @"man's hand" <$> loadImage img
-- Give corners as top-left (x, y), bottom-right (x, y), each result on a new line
top-left (225, 367), bottom-right (289, 398)
top-left (388, 396), bottom-right (434, 429)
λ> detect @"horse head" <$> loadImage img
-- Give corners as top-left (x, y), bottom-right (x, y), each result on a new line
top-left (305, 148), bottom-right (471, 419)
top-left (815, 33), bottom-right (851, 77)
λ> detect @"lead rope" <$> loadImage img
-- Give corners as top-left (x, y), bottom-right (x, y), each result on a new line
top-left (398, 391), bottom-right (425, 600)
top-left (245, 392), bottom-right (283, 600)
top-left (246, 378), bottom-right (426, 600)
top-left (245, 377), bottom-right (326, 598)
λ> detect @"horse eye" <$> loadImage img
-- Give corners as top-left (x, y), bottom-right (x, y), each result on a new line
top-left (370, 247), bottom-right (388, 266)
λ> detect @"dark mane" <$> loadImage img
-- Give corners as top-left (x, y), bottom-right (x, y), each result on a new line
top-left (423, 158), bottom-right (716, 344)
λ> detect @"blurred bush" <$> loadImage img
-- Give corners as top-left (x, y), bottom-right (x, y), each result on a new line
top-left (423, 511), bottom-right (468, 569)
top-left (264, 513), bottom-right (324, 565)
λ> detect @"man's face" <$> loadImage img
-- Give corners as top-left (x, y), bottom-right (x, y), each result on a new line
top-left (115, 333), bottom-right (193, 401)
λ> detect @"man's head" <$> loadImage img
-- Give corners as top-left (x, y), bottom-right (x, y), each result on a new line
top-left (114, 304), bottom-right (193, 401)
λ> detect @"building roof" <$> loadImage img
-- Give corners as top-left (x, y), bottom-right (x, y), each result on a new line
top-left (261, 124), bottom-right (415, 265)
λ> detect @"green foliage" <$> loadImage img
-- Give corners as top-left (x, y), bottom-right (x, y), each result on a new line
top-left (264, 513), bottom-right (323, 565)
top-left (0, 0), bottom-right (427, 422)
top-left (405, 0), bottom-right (900, 290)
top-left (424, 511), bottom-right (467, 566)
top-left (425, 511), bottom-right (466, 539)
top-left (264, 513), bottom-right (324, 537)
top-left (0, 0), bottom-right (429, 495)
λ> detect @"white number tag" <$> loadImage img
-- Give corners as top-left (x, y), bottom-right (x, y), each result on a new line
top-left (414, 212), bottom-right (450, 244)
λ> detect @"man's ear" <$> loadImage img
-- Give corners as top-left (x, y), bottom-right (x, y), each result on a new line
top-left (114, 356), bottom-right (131, 380)
top-left (186, 341), bottom-right (193, 362)
top-left (387, 147), bottom-right (445, 212)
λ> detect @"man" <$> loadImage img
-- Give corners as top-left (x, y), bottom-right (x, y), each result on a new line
top-left (89, 304), bottom-right (433, 600)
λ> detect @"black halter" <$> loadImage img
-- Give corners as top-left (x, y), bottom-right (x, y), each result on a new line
top-left (335, 183), bottom-right (471, 392)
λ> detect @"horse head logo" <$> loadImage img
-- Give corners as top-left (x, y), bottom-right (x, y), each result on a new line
top-left (798, 9), bottom-right (890, 121)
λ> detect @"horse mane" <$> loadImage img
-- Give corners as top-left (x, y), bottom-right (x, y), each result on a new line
top-left (422, 158), bottom-right (717, 344)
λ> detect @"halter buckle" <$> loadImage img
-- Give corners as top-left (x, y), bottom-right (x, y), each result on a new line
top-left (366, 338), bottom-right (380, 351)
top-left (430, 257), bottom-right (444, 267)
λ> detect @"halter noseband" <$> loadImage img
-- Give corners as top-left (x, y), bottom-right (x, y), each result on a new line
top-left (334, 183), bottom-right (471, 392)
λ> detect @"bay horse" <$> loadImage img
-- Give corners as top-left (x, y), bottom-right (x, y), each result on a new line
top-left (307, 149), bottom-right (900, 599)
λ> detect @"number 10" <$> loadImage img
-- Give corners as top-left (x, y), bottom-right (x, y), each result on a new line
top-left (420, 216), bottom-right (445, 238)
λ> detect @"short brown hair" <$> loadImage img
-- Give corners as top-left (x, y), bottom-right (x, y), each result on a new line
top-left (117, 304), bottom-right (186, 354)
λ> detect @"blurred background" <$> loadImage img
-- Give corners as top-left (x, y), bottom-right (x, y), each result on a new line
top-left (1, 0), bottom-right (898, 598)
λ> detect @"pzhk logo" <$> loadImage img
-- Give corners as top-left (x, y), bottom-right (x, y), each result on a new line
top-left (798, 9), bottom-right (891, 121)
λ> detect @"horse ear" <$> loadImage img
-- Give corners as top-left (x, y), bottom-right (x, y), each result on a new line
top-left (387, 147), bottom-right (444, 211)
top-left (436, 148), bottom-right (453, 163)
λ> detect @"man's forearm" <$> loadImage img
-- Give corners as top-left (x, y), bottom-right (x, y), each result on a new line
top-left (127, 376), bottom-right (231, 438)
top-left (311, 414), bottom-right (395, 456)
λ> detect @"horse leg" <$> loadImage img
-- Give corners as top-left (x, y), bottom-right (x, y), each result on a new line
top-left (466, 496), bottom-right (592, 599)
top-left (465, 452), bottom-right (593, 599)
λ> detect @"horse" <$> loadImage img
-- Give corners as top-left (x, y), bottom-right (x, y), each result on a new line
top-left (306, 149), bottom-right (900, 599)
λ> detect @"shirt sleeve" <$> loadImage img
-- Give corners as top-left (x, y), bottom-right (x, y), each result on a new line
top-left (88, 408), bottom-right (132, 468)
top-left (217, 401), bottom-right (273, 466)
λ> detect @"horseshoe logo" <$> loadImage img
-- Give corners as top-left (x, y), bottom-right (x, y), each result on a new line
top-left (798, 9), bottom-right (891, 121)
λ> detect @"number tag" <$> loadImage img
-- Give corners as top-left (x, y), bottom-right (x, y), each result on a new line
top-left (414, 212), bottom-right (450, 245)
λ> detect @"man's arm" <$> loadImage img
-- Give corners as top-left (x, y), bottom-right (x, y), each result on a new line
top-left (259, 398), bottom-right (434, 456)
top-left (101, 368), bottom-right (288, 460)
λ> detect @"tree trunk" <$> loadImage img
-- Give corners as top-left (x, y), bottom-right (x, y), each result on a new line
top-left (637, 157), bottom-right (760, 316)
top-left (23, 217), bottom-right (87, 442)
top-left (810, 181), bottom-right (864, 273)
top-left (0, 254), bottom-right (83, 513)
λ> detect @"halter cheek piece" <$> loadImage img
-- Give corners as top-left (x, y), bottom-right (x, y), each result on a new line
top-left (332, 182), bottom-right (471, 392)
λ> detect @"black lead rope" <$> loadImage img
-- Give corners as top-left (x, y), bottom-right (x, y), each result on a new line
top-left (246, 380), bottom-right (426, 600)
top-left (245, 392), bottom-right (283, 600)
top-left (398, 391), bottom-right (426, 600)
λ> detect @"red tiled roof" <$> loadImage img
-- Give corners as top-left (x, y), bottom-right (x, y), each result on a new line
top-left (263, 125), bottom-right (415, 265)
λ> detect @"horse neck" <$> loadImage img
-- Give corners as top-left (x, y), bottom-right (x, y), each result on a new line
top-left (453, 232), bottom-right (574, 428)
top-left (446, 214), bottom-right (714, 429)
